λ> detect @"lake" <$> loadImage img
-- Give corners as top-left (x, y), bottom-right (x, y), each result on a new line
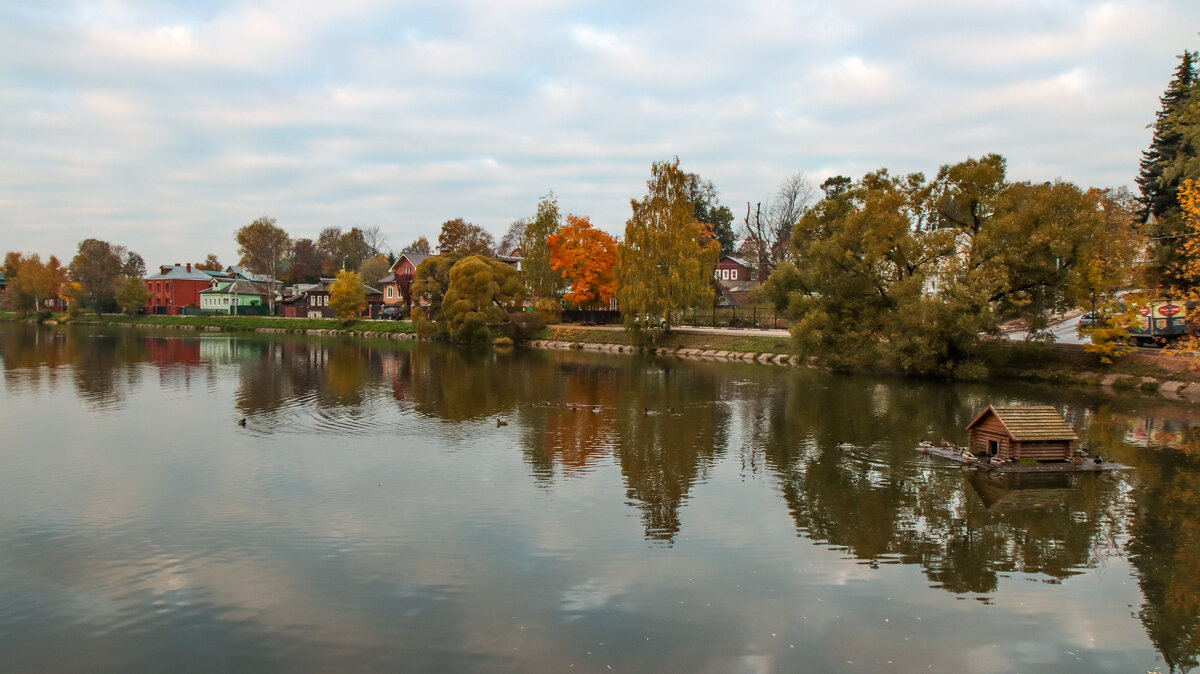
top-left (1, 323), bottom-right (1198, 673)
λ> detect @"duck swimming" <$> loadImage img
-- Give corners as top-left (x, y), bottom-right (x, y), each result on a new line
top-left (836, 442), bottom-right (854, 450)
top-left (496, 418), bottom-right (508, 427)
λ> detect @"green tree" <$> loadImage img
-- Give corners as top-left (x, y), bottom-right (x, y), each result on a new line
top-left (617, 157), bottom-right (721, 331)
top-left (328, 270), bottom-right (367, 322)
top-left (1138, 50), bottom-right (1200, 289)
top-left (685, 173), bottom-right (736, 256)
top-left (114, 276), bottom-right (150, 314)
top-left (521, 191), bottom-right (562, 298)
top-left (441, 254), bottom-right (524, 342)
top-left (437, 218), bottom-right (494, 256)
top-left (69, 238), bottom-right (125, 313)
top-left (775, 154), bottom-right (1123, 375)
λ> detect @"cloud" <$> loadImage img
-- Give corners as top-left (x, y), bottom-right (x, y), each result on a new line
top-left (1, 0), bottom-right (1198, 265)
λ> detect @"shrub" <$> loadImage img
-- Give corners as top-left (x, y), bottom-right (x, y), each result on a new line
top-left (532, 298), bottom-right (561, 324)
top-left (507, 310), bottom-right (548, 343)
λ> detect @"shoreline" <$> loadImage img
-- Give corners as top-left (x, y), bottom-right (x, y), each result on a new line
top-left (6, 313), bottom-right (1200, 402)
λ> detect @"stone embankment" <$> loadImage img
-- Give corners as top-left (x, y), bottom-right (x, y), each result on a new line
top-left (526, 339), bottom-right (806, 366)
top-left (528, 338), bottom-right (1200, 403)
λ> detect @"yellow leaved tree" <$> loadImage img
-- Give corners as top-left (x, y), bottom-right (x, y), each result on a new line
top-left (329, 270), bottom-right (366, 322)
top-left (616, 157), bottom-right (720, 332)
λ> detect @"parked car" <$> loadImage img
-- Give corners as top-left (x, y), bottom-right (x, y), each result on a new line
top-left (1078, 312), bottom-right (1101, 328)
top-left (379, 306), bottom-right (407, 321)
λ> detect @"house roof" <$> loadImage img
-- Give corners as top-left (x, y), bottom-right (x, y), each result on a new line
top-left (200, 279), bottom-right (268, 296)
top-left (226, 265), bottom-right (276, 283)
top-left (389, 252), bottom-right (434, 272)
top-left (145, 264), bottom-right (213, 282)
top-left (720, 255), bottom-right (752, 268)
top-left (967, 405), bottom-right (1078, 442)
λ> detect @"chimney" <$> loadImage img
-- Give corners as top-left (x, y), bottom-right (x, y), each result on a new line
top-left (187, 263), bottom-right (192, 272)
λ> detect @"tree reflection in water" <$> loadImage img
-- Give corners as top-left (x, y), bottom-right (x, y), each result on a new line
top-left (2, 324), bottom-right (1200, 670)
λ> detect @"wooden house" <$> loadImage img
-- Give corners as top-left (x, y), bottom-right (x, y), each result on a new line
top-left (966, 405), bottom-right (1078, 462)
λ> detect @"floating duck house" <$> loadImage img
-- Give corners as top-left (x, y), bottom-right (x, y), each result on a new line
top-left (966, 405), bottom-right (1078, 462)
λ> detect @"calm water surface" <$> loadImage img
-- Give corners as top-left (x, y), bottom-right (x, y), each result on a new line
top-left (1, 324), bottom-right (1199, 673)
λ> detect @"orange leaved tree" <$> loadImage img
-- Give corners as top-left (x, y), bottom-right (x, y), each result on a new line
top-left (547, 214), bottom-right (618, 308)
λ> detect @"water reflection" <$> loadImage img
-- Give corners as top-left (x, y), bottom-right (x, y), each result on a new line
top-left (2, 324), bottom-right (1200, 672)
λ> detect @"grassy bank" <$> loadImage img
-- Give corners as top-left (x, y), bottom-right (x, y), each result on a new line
top-left (41, 312), bottom-right (418, 335)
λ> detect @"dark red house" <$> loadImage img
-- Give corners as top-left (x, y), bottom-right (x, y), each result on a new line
top-left (143, 263), bottom-right (213, 315)
top-left (378, 252), bottom-right (433, 311)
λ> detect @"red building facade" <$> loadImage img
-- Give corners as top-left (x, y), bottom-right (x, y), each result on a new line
top-left (143, 264), bottom-right (215, 315)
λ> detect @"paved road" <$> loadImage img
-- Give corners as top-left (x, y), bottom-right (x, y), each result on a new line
top-left (1004, 313), bottom-right (1088, 345)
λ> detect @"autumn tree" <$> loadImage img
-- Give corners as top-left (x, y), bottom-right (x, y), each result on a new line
top-left (771, 154), bottom-right (1127, 375)
top-left (548, 215), bottom-right (617, 308)
top-left (411, 251), bottom-right (465, 319)
top-left (522, 192), bottom-right (562, 299)
top-left (236, 216), bottom-right (290, 313)
top-left (358, 253), bottom-right (392, 288)
top-left (195, 254), bottom-right (222, 271)
top-left (328, 270), bottom-right (367, 322)
top-left (437, 218), bottom-right (494, 256)
top-left (617, 157), bottom-right (720, 331)
top-left (440, 254), bottom-right (524, 343)
top-left (404, 237), bottom-right (432, 254)
top-left (290, 239), bottom-right (323, 284)
top-left (114, 276), bottom-right (150, 314)
top-left (316, 226), bottom-right (374, 275)
top-left (69, 238), bottom-right (126, 313)
top-left (5, 253), bottom-right (68, 316)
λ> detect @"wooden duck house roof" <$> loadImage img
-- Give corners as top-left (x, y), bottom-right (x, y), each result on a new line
top-left (967, 405), bottom-right (1079, 442)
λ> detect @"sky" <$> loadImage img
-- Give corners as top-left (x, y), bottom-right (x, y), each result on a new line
top-left (2, 0), bottom-right (1199, 270)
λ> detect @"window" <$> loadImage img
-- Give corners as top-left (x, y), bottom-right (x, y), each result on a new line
top-left (714, 269), bottom-right (720, 279)
top-left (721, 269), bottom-right (729, 280)
top-left (730, 269), bottom-right (738, 281)
top-left (386, 286), bottom-right (394, 299)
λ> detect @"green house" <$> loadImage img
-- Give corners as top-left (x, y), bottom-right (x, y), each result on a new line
top-left (199, 279), bottom-right (268, 314)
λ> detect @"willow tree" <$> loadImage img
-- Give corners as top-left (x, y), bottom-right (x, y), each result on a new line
top-left (441, 255), bottom-right (524, 343)
top-left (617, 157), bottom-right (720, 331)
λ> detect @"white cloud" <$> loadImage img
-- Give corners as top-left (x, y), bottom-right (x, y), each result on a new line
top-left (1, 0), bottom-right (1199, 265)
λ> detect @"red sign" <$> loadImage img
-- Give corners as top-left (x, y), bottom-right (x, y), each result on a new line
top-left (1160, 304), bottom-right (1182, 317)
top-left (1140, 306), bottom-right (1151, 316)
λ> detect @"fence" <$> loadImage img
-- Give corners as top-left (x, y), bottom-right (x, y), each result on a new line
top-left (678, 306), bottom-right (789, 330)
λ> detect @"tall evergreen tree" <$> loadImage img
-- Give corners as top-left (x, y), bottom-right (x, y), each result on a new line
top-left (1137, 50), bottom-right (1198, 288)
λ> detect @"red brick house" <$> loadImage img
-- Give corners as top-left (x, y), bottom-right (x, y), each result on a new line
top-left (378, 252), bottom-right (433, 311)
top-left (143, 263), bottom-right (213, 315)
